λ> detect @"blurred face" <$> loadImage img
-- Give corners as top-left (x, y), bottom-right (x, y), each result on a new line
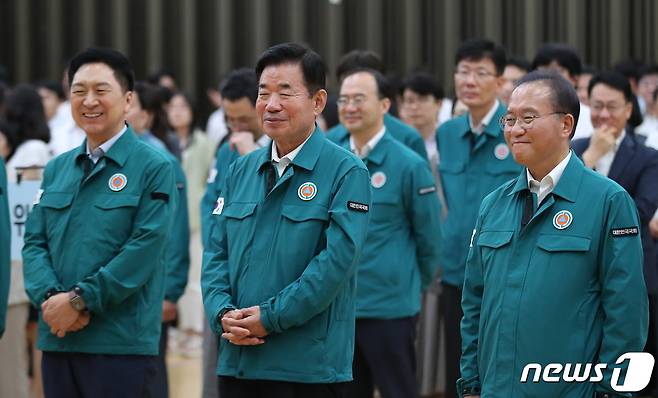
top-left (454, 58), bottom-right (503, 110)
top-left (537, 61), bottom-right (576, 85)
top-left (338, 72), bottom-right (390, 136)
top-left (38, 87), bottom-right (62, 121)
top-left (504, 82), bottom-right (572, 171)
top-left (223, 97), bottom-right (259, 134)
top-left (70, 63), bottom-right (132, 141)
top-left (589, 83), bottom-right (632, 137)
top-left (0, 131), bottom-right (10, 160)
top-left (576, 73), bottom-right (592, 105)
top-left (167, 94), bottom-right (193, 131)
top-left (125, 94), bottom-right (151, 133)
top-left (638, 73), bottom-right (658, 106)
top-left (500, 65), bottom-right (526, 104)
top-left (256, 62), bottom-right (327, 144)
top-left (400, 88), bottom-right (441, 131)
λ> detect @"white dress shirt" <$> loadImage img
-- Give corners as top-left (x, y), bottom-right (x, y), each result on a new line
top-left (349, 126), bottom-right (386, 159)
top-left (469, 99), bottom-right (499, 135)
top-left (594, 130), bottom-right (626, 177)
top-left (271, 131), bottom-right (313, 177)
top-left (86, 125), bottom-right (127, 164)
top-left (526, 151), bottom-right (572, 206)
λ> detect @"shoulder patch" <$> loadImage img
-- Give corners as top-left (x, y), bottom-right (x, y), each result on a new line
top-left (151, 192), bottom-right (169, 203)
top-left (347, 201), bottom-right (369, 213)
top-left (611, 227), bottom-right (639, 237)
top-left (418, 186), bottom-right (437, 195)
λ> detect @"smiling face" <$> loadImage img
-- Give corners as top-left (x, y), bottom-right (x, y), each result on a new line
top-left (256, 62), bottom-right (327, 147)
top-left (589, 83), bottom-right (632, 138)
top-left (338, 72), bottom-right (389, 137)
top-left (504, 81), bottom-right (572, 176)
top-left (70, 62), bottom-right (132, 143)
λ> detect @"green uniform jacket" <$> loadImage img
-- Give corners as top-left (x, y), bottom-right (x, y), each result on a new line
top-left (22, 129), bottom-right (177, 355)
top-left (202, 127), bottom-right (371, 382)
top-left (326, 113), bottom-right (428, 160)
top-left (0, 158), bottom-right (9, 338)
top-left (329, 132), bottom-right (442, 318)
top-left (458, 154), bottom-right (648, 398)
top-left (437, 104), bottom-right (522, 288)
top-left (139, 132), bottom-right (190, 303)
top-left (200, 141), bottom-right (239, 249)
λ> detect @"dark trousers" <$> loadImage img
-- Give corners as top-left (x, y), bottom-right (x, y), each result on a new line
top-left (345, 316), bottom-right (418, 398)
top-left (218, 376), bottom-right (346, 398)
top-left (440, 282), bottom-right (463, 398)
top-left (154, 321), bottom-right (172, 398)
top-left (42, 351), bottom-right (158, 398)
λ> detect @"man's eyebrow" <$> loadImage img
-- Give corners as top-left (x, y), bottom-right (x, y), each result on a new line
top-left (71, 81), bottom-right (112, 88)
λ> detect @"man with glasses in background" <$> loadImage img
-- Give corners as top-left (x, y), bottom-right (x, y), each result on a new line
top-left (436, 38), bottom-right (523, 398)
top-left (459, 70), bottom-right (647, 398)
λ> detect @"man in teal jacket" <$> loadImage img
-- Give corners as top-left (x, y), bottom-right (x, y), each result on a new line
top-left (325, 49), bottom-right (428, 160)
top-left (459, 71), bottom-right (648, 397)
top-left (22, 48), bottom-right (176, 397)
top-left (437, 38), bottom-right (522, 397)
top-left (202, 43), bottom-right (371, 398)
top-left (329, 68), bottom-right (442, 398)
top-left (0, 158), bottom-right (9, 339)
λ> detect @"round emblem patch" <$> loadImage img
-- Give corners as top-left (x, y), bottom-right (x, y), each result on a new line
top-left (553, 210), bottom-right (573, 230)
top-left (371, 171), bottom-right (387, 189)
top-left (297, 182), bottom-right (317, 201)
top-left (109, 173), bottom-right (128, 192)
top-left (494, 143), bottom-right (510, 160)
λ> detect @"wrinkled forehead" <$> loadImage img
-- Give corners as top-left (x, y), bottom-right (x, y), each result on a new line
top-left (508, 81), bottom-right (553, 113)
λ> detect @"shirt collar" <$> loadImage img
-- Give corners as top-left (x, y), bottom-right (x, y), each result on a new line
top-left (271, 130), bottom-right (313, 164)
top-left (86, 124), bottom-right (127, 163)
top-left (526, 150), bottom-right (572, 192)
top-left (349, 125), bottom-right (386, 159)
top-left (469, 99), bottom-right (500, 135)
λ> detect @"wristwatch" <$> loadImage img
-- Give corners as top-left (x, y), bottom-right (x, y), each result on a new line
top-left (68, 286), bottom-right (86, 311)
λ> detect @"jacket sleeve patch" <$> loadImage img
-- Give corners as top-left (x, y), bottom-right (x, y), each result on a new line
top-left (610, 227), bottom-right (639, 237)
top-left (151, 192), bottom-right (170, 203)
top-left (418, 186), bottom-right (437, 195)
top-left (347, 201), bottom-right (369, 213)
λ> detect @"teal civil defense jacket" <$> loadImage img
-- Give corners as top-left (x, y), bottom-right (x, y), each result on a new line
top-left (139, 131), bottom-right (190, 303)
top-left (326, 113), bottom-right (428, 160)
top-left (437, 103), bottom-right (523, 288)
top-left (200, 141), bottom-right (240, 249)
top-left (23, 128), bottom-right (177, 355)
top-left (0, 158), bottom-right (9, 338)
top-left (202, 127), bottom-right (371, 382)
top-left (329, 131), bottom-right (442, 318)
top-left (458, 153), bottom-right (648, 397)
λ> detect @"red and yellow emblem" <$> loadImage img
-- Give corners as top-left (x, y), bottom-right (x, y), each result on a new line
top-left (109, 173), bottom-right (128, 192)
top-left (552, 210), bottom-right (573, 230)
top-left (298, 182), bottom-right (317, 201)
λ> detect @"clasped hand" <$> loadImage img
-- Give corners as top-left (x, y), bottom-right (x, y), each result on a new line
top-left (41, 293), bottom-right (90, 338)
top-left (221, 305), bottom-right (267, 346)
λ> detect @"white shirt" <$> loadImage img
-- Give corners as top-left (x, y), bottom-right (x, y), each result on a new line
top-left (594, 130), bottom-right (626, 177)
top-left (425, 134), bottom-right (439, 164)
top-left (48, 101), bottom-right (86, 156)
top-left (469, 99), bottom-right (499, 135)
top-left (6, 139), bottom-right (52, 183)
top-left (349, 126), bottom-right (386, 159)
top-left (572, 103), bottom-right (594, 140)
top-left (271, 132), bottom-right (313, 177)
top-left (526, 151), bottom-right (572, 206)
top-left (86, 125), bottom-right (127, 164)
top-left (438, 98), bottom-right (454, 125)
top-left (206, 107), bottom-right (229, 145)
top-left (636, 115), bottom-right (658, 148)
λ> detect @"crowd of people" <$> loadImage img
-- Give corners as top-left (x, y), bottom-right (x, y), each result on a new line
top-left (0, 38), bottom-right (656, 398)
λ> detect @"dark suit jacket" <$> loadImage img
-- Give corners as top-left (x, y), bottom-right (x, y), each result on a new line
top-left (573, 129), bottom-right (658, 294)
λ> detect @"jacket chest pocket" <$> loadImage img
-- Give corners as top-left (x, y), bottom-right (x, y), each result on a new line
top-left (536, 234), bottom-right (591, 268)
top-left (279, 204), bottom-right (329, 261)
top-left (371, 192), bottom-right (400, 222)
top-left (477, 230), bottom-right (514, 269)
top-left (92, 194), bottom-right (141, 243)
top-left (39, 192), bottom-right (74, 237)
top-left (222, 202), bottom-right (258, 255)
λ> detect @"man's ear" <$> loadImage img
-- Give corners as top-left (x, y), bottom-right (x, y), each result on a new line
top-left (312, 89), bottom-right (328, 117)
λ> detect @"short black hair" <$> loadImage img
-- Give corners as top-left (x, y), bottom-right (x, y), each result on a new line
top-left (336, 50), bottom-right (385, 82)
top-left (339, 67), bottom-right (391, 99)
top-left (35, 80), bottom-right (66, 100)
top-left (639, 64), bottom-right (658, 81)
top-left (4, 84), bottom-right (51, 145)
top-left (506, 56), bottom-right (531, 72)
top-left (399, 72), bottom-right (444, 100)
top-left (514, 70), bottom-right (580, 138)
top-left (581, 65), bottom-right (597, 76)
top-left (255, 42), bottom-right (326, 96)
top-left (587, 71), bottom-right (634, 103)
top-left (455, 39), bottom-right (507, 75)
top-left (613, 59), bottom-right (644, 82)
top-left (68, 47), bottom-right (134, 92)
top-left (220, 68), bottom-right (258, 106)
top-left (147, 67), bottom-right (177, 86)
top-left (531, 43), bottom-right (582, 77)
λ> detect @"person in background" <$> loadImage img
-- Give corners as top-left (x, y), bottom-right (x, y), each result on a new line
top-left (531, 43), bottom-right (594, 139)
top-left (36, 80), bottom-right (66, 130)
top-left (613, 59), bottom-right (645, 129)
top-left (0, 156), bottom-right (8, 344)
top-left (126, 80), bottom-right (191, 398)
top-left (499, 56), bottom-right (530, 105)
top-left (205, 84), bottom-right (229, 146)
top-left (637, 87), bottom-right (658, 145)
top-left (638, 65), bottom-right (658, 116)
top-left (576, 66), bottom-right (597, 106)
top-left (148, 68), bottom-right (179, 92)
top-left (48, 67), bottom-right (87, 156)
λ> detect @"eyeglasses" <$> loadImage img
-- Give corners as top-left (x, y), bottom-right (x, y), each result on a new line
top-left (455, 69), bottom-right (497, 82)
top-left (590, 102), bottom-right (627, 114)
top-left (401, 96), bottom-right (435, 106)
top-left (337, 95), bottom-right (367, 108)
top-left (499, 112), bottom-right (566, 129)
